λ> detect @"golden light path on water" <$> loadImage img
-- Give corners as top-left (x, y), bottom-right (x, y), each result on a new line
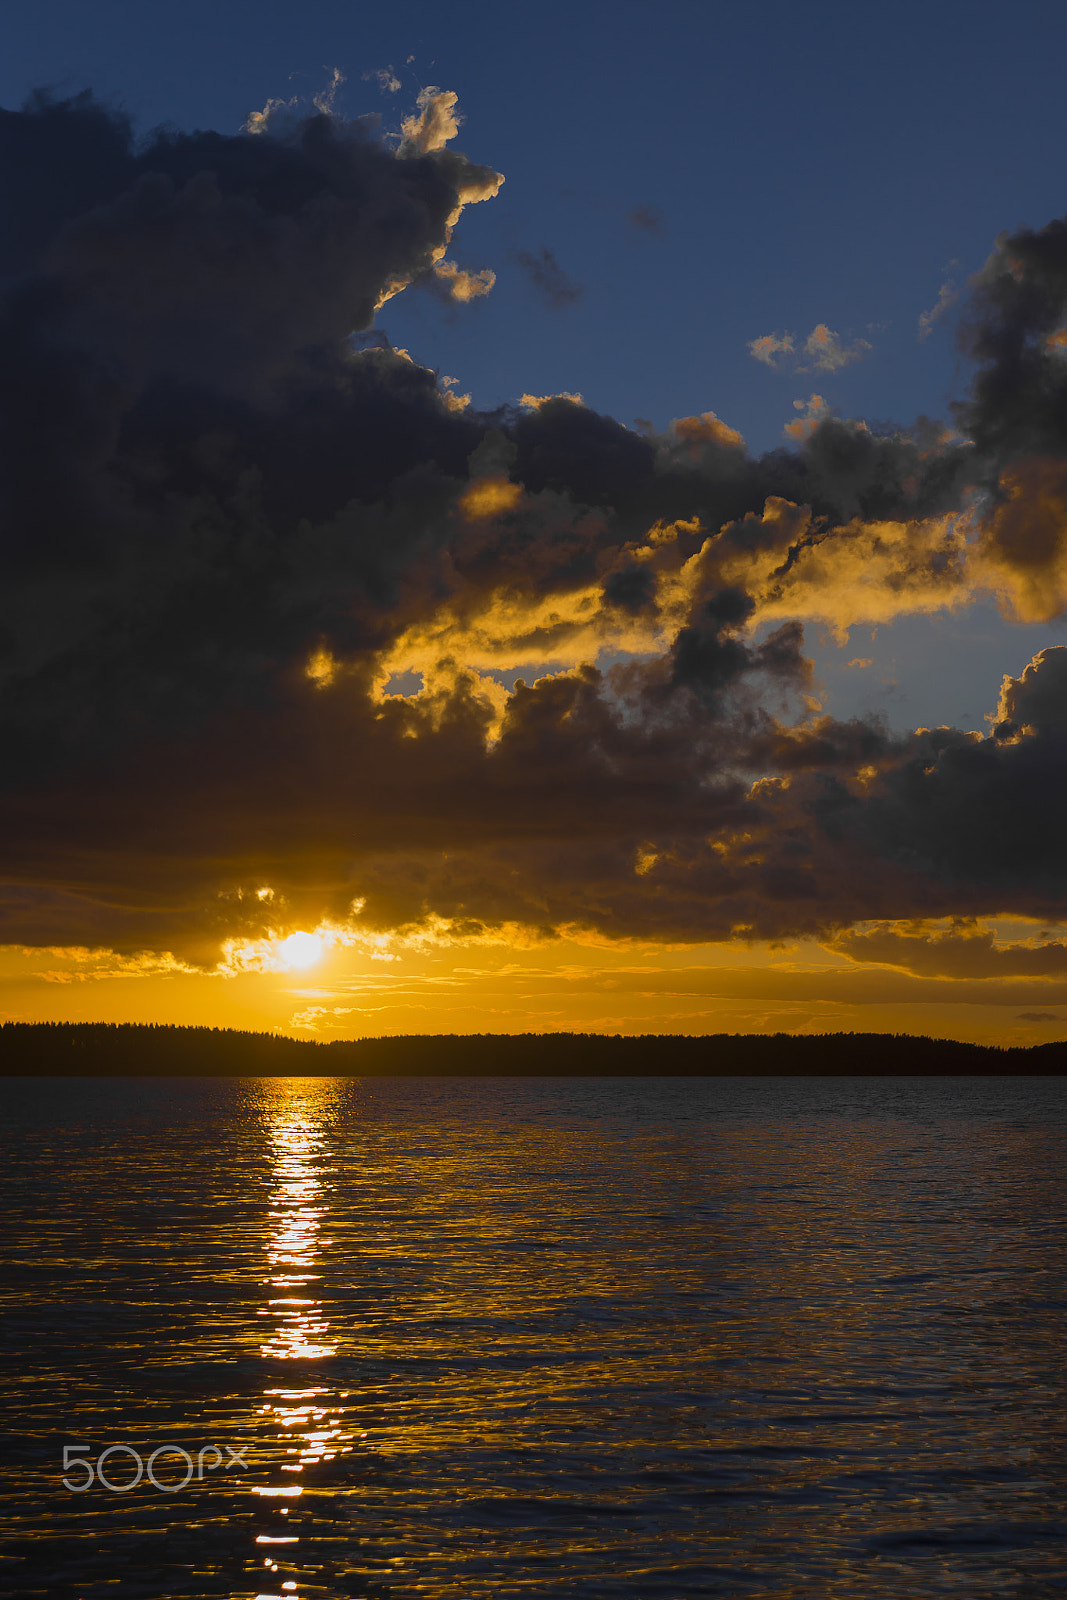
top-left (252, 1080), bottom-right (355, 1600)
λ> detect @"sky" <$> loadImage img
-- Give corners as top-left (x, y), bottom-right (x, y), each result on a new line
top-left (2, 0), bottom-right (1067, 1044)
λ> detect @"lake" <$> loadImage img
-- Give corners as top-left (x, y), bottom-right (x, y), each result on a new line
top-left (2, 1074), bottom-right (1066, 1598)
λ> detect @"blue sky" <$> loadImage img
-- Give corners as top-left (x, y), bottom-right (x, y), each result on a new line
top-left (3, 0), bottom-right (1066, 725)
top-left (5, 1), bottom-right (1067, 445)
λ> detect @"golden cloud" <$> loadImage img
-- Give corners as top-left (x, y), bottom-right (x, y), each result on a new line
top-left (432, 259), bottom-right (497, 301)
top-left (460, 477), bottom-right (524, 520)
top-left (672, 412), bottom-right (746, 449)
top-left (519, 391), bottom-right (585, 409)
top-left (399, 87), bottom-right (463, 155)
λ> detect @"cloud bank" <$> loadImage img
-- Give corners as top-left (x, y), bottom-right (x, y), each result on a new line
top-left (1, 89), bottom-right (1066, 965)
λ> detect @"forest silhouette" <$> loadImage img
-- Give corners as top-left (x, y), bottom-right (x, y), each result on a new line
top-left (1, 1022), bottom-right (1064, 1076)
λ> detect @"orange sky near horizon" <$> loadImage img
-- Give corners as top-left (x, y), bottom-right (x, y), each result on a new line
top-left (3, 922), bottom-right (1065, 1048)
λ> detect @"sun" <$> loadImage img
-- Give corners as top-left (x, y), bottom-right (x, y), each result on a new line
top-left (274, 932), bottom-right (325, 970)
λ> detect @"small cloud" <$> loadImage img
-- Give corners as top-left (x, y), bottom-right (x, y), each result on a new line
top-left (802, 323), bottom-right (871, 372)
top-left (244, 68), bottom-right (345, 135)
top-left (312, 67), bottom-right (345, 116)
top-left (432, 259), bottom-right (496, 302)
top-left (749, 331), bottom-right (795, 367)
top-left (519, 391), bottom-right (584, 409)
top-left (364, 66), bottom-right (402, 94)
top-left (749, 324), bottom-right (870, 372)
top-left (511, 247), bottom-right (583, 309)
top-left (290, 1004), bottom-right (356, 1032)
top-left (32, 948), bottom-right (194, 982)
top-left (784, 393), bottom-right (831, 441)
top-left (918, 278), bottom-right (959, 340)
top-left (628, 204), bottom-right (664, 236)
top-left (243, 94), bottom-right (298, 135)
top-left (846, 657), bottom-right (874, 669)
top-left (399, 87), bottom-right (462, 155)
top-left (439, 375), bottom-right (471, 412)
top-left (1017, 1011), bottom-right (1061, 1022)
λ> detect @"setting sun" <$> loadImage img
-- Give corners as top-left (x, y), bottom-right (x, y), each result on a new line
top-left (275, 933), bottom-right (325, 970)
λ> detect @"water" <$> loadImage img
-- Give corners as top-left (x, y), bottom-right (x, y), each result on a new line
top-left (2, 1074), bottom-right (1066, 1598)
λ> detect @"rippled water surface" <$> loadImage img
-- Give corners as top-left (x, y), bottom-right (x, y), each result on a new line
top-left (2, 1074), bottom-right (1066, 1598)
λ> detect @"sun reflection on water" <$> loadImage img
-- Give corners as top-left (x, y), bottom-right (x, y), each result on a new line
top-left (260, 1092), bottom-right (336, 1362)
top-left (253, 1078), bottom-right (355, 1600)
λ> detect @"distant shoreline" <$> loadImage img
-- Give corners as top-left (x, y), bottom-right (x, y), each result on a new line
top-left (1, 1022), bottom-right (1064, 1077)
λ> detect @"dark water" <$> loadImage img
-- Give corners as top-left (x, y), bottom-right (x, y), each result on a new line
top-left (2, 1075), bottom-right (1066, 1599)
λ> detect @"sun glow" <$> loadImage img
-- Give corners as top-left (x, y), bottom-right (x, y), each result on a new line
top-left (217, 923), bottom-right (357, 975)
top-left (275, 932), bottom-right (324, 970)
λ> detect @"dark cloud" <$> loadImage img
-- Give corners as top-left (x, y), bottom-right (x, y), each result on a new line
top-left (513, 395), bottom-right (653, 505)
top-left (953, 217), bottom-right (1067, 619)
top-left (310, 645), bottom-right (1067, 947)
top-left (956, 215), bottom-right (1067, 464)
top-left (602, 564), bottom-right (657, 612)
top-left (510, 246), bottom-right (584, 308)
top-left (0, 90), bottom-right (1066, 963)
top-left (831, 922), bottom-right (1067, 979)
